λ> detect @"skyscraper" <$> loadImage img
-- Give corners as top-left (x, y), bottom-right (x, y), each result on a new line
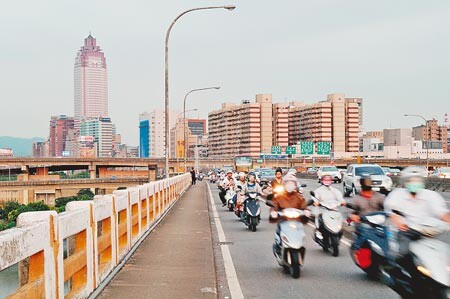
top-left (74, 34), bottom-right (108, 124)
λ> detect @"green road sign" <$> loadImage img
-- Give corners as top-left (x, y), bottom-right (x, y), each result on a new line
top-left (300, 142), bottom-right (314, 155)
top-left (285, 146), bottom-right (296, 155)
top-left (271, 146), bottom-right (282, 155)
top-left (317, 142), bottom-right (331, 155)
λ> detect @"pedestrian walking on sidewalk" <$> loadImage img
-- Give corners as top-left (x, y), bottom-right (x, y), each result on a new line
top-left (191, 168), bottom-right (197, 185)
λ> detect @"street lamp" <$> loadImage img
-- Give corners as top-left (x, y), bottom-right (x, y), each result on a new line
top-left (164, 5), bottom-right (236, 178)
top-left (404, 114), bottom-right (429, 172)
top-left (183, 86), bottom-right (220, 172)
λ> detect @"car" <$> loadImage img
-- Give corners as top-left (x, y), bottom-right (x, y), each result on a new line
top-left (306, 168), bottom-right (318, 174)
top-left (389, 168), bottom-right (401, 176)
top-left (431, 167), bottom-right (450, 179)
top-left (342, 164), bottom-right (393, 196)
top-left (317, 166), bottom-right (342, 183)
top-left (259, 168), bottom-right (276, 181)
top-left (381, 167), bottom-right (391, 176)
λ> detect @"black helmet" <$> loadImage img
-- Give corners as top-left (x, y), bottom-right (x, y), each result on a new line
top-left (275, 167), bottom-right (283, 174)
top-left (359, 174), bottom-right (372, 191)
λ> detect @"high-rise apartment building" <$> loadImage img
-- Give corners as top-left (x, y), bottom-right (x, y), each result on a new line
top-left (208, 94), bottom-right (288, 158)
top-left (288, 94), bottom-right (361, 153)
top-left (74, 34), bottom-right (108, 124)
top-left (139, 110), bottom-right (180, 158)
top-left (33, 141), bottom-right (49, 158)
top-left (412, 119), bottom-right (448, 153)
top-left (49, 115), bottom-right (75, 157)
top-left (79, 117), bottom-right (113, 157)
top-left (187, 119), bottom-right (207, 137)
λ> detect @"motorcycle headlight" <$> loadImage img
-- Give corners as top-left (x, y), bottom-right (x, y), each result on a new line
top-left (284, 210), bottom-right (301, 218)
top-left (417, 265), bottom-right (432, 278)
top-left (274, 186), bottom-right (284, 194)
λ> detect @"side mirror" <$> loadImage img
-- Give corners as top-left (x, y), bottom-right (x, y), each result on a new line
top-left (309, 191), bottom-right (315, 197)
top-left (301, 184), bottom-right (307, 188)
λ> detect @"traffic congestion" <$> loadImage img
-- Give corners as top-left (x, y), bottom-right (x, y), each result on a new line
top-left (205, 164), bottom-right (450, 299)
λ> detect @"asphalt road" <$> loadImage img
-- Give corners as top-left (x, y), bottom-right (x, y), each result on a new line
top-left (209, 181), bottom-right (399, 299)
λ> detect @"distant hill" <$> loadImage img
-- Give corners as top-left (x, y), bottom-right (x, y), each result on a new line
top-left (0, 136), bottom-right (45, 157)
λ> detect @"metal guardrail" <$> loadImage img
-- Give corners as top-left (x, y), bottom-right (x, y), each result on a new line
top-left (0, 174), bottom-right (191, 299)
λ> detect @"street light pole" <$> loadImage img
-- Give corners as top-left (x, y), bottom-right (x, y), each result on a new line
top-left (164, 5), bottom-right (236, 179)
top-left (404, 114), bottom-right (429, 172)
top-left (183, 86), bottom-right (220, 173)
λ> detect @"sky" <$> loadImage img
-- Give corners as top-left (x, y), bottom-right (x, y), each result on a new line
top-left (1, 0), bottom-right (449, 145)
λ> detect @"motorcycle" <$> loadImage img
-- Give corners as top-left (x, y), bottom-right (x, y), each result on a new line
top-left (241, 191), bottom-right (261, 232)
top-left (347, 210), bottom-right (390, 279)
top-left (348, 207), bottom-right (449, 298)
top-left (267, 200), bottom-right (312, 279)
top-left (310, 191), bottom-right (344, 257)
top-left (383, 212), bottom-right (449, 299)
top-left (225, 188), bottom-right (237, 212)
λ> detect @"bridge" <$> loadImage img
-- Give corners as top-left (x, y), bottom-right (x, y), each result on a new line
top-left (0, 157), bottom-right (448, 175)
top-left (2, 157), bottom-right (448, 206)
top-left (1, 174), bottom-right (448, 299)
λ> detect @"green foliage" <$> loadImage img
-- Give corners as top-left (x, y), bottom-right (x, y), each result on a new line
top-left (77, 189), bottom-right (94, 199)
top-left (55, 196), bottom-right (78, 208)
top-left (0, 201), bottom-right (50, 231)
top-left (0, 188), bottom-right (94, 231)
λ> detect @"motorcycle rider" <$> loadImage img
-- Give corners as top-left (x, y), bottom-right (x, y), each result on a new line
top-left (349, 174), bottom-right (385, 223)
top-left (313, 174), bottom-right (346, 208)
top-left (269, 174), bottom-right (310, 254)
top-left (267, 167), bottom-right (283, 202)
top-left (312, 174), bottom-right (346, 249)
top-left (270, 167), bottom-right (284, 189)
top-left (220, 170), bottom-right (235, 207)
top-left (269, 173), bottom-right (309, 220)
top-left (349, 174), bottom-right (385, 249)
top-left (384, 166), bottom-right (450, 260)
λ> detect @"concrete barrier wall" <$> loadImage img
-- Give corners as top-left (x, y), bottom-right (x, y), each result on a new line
top-left (0, 174), bottom-right (191, 299)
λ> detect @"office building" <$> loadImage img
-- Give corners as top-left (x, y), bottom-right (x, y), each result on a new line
top-left (49, 115), bottom-right (75, 157)
top-left (79, 117), bottom-right (113, 157)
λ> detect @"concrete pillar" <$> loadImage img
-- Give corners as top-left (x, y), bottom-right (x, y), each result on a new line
top-left (148, 165), bottom-right (157, 182)
top-left (89, 164), bottom-right (97, 179)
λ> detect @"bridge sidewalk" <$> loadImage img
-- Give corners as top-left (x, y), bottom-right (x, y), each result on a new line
top-left (99, 182), bottom-right (217, 299)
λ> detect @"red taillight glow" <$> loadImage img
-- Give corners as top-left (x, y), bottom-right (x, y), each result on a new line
top-left (354, 248), bottom-right (372, 269)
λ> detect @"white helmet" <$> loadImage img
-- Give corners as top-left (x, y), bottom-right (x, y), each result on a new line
top-left (238, 172), bottom-right (246, 178)
top-left (401, 166), bottom-right (427, 182)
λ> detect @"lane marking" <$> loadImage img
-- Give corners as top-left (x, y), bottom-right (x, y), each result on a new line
top-left (207, 184), bottom-right (244, 299)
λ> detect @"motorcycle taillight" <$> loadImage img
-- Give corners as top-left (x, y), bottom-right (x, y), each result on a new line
top-left (354, 248), bottom-right (372, 269)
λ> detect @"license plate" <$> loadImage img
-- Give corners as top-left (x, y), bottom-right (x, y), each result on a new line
top-left (373, 187), bottom-right (380, 191)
